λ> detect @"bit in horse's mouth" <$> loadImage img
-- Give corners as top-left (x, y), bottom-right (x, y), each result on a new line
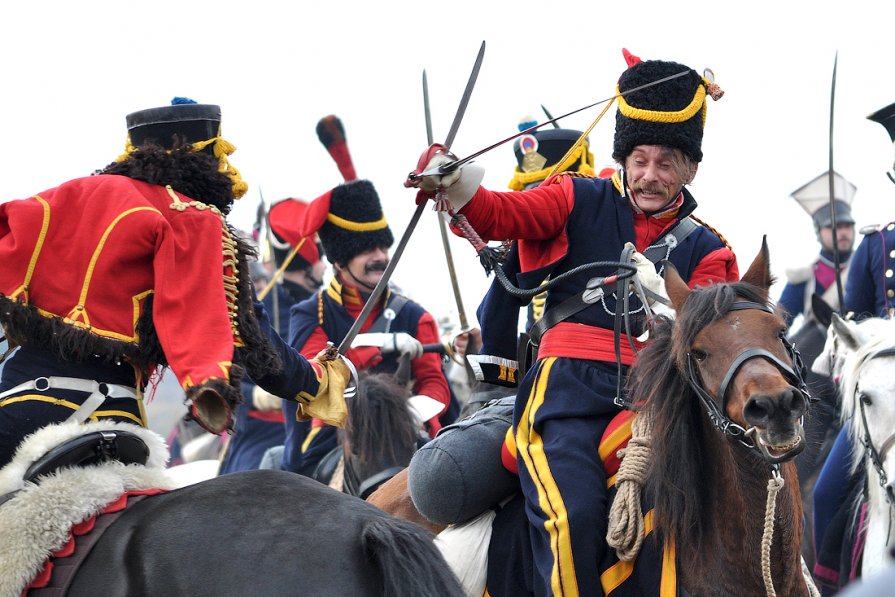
top-left (758, 434), bottom-right (802, 457)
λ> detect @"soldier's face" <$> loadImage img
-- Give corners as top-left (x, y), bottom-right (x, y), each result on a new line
top-left (340, 246), bottom-right (390, 292)
top-left (819, 223), bottom-right (855, 254)
top-left (625, 145), bottom-right (697, 214)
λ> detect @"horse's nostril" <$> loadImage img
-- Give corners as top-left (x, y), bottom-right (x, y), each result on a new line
top-left (744, 395), bottom-right (774, 426)
top-left (784, 388), bottom-right (808, 418)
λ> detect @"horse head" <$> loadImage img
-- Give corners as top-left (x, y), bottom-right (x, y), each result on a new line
top-left (827, 315), bottom-right (895, 504)
top-left (664, 238), bottom-right (809, 463)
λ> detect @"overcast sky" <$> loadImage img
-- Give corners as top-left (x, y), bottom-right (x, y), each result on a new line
top-left (3, 1), bottom-right (895, 334)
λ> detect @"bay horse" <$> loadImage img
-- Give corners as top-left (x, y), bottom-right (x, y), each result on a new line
top-left (821, 314), bottom-right (895, 579)
top-left (0, 420), bottom-right (463, 597)
top-left (369, 240), bottom-right (815, 596)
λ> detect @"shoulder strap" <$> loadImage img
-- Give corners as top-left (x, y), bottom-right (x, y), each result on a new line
top-left (367, 293), bottom-right (409, 334)
top-left (641, 217), bottom-right (698, 264)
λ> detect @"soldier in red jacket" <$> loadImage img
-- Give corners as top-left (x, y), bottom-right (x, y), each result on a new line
top-left (0, 98), bottom-right (349, 468)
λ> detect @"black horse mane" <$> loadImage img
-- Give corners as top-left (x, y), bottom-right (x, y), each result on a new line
top-left (628, 281), bottom-right (771, 557)
top-left (341, 373), bottom-right (419, 468)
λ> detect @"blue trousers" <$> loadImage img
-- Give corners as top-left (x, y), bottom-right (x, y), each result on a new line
top-left (514, 357), bottom-right (623, 597)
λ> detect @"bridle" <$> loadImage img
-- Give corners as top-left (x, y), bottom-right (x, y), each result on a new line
top-left (855, 347), bottom-right (895, 507)
top-left (685, 300), bottom-right (813, 462)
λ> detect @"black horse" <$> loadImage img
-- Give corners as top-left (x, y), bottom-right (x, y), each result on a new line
top-left (2, 420), bottom-right (462, 597)
top-left (66, 470), bottom-right (461, 596)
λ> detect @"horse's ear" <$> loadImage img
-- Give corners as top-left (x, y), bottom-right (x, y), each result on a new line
top-left (662, 260), bottom-right (691, 312)
top-left (812, 294), bottom-right (834, 329)
top-left (739, 236), bottom-right (774, 294)
top-left (831, 312), bottom-right (861, 351)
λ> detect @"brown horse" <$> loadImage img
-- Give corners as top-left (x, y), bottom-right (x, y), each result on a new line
top-left (369, 241), bottom-right (814, 596)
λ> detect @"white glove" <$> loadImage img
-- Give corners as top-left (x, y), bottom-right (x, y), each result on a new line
top-left (390, 332), bottom-right (424, 358)
top-left (628, 244), bottom-right (665, 306)
top-left (351, 332), bottom-right (423, 358)
top-left (252, 386), bottom-right (283, 411)
top-left (419, 152), bottom-right (463, 193)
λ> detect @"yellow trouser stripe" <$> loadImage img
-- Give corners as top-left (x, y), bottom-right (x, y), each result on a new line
top-left (600, 510), bottom-right (655, 593)
top-left (516, 357), bottom-right (579, 596)
top-left (660, 537), bottom-right (677, 597)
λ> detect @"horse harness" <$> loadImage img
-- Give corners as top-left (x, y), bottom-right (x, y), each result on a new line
top-left (684, 300), bottom-right (813, 461)
top-left (855, 346), bottom-right (895, 506)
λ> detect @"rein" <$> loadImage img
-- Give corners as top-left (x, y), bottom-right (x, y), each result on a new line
top-left (855, 346), bottom-right (895, 544)
top-left (684, 300), bottom-right (812, 462)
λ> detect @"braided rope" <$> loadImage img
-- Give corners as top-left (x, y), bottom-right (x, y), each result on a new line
top-left (607, 412), bottom-right (652, 561)
top-left (690, 214), bottom-right (733, 250)
top-left (761, 474), bottom-right (785, 597)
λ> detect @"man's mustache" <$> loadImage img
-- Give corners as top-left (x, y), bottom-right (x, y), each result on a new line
top-left (364, 260), bottom-right (389, 274)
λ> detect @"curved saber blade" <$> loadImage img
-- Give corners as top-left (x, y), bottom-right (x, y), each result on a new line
top-left (425, 69), bottom-right (469, 330)
top-left (423, 70), bottom-right (434, 146)
top-left (336, 43), bottom-right (487, 354)
top-left (444, 40), bottom-right (485, 149)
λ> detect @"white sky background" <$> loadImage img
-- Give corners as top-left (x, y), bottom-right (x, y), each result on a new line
top-left (3, 1), bottom-right (895, 334)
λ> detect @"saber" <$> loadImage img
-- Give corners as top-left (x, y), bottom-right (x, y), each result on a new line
top-left (827, 51), bottom-right (844, 308)
top-left (408, 69), bottom-right (689, 181)
top-left (337, 42), bottom-right (486, 354)
top-left (424, 69), bottom-right (471, 332)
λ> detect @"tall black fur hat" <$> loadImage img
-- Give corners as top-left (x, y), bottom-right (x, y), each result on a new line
top-left (314, 180), bottom-right (394, 266)
top-left (612, 49), bottom-right (714, 164)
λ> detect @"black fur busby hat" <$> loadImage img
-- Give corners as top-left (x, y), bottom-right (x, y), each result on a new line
top-left (315, 180), bottom-right (394, 266)
top-left (126, 99), bottom-right (221, 152)
top-left (612, 49), bottom-right (717, 164)
top-left (509, 125), bottom-right (596, 190)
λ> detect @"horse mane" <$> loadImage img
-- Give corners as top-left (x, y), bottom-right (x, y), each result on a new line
top-left (629, 281), bottom-right (772, 558)
top-left (341, 373), bottom-right (419, 467)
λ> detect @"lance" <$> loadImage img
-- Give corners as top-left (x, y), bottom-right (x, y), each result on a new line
top-left (541, 104), bottom-right (560, 128)
top-left (827, 52), bottom-right (845, 309)
top-left (335, 40), bottom-right (486, 355)
top-left (256, 187), bottom-right (280, 331)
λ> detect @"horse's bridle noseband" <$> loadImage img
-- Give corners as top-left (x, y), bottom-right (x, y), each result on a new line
top-left (685, 301), bottom-right (813, 458)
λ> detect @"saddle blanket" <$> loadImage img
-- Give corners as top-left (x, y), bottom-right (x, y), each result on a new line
top-left (0, 421), bottom-right (177, 596)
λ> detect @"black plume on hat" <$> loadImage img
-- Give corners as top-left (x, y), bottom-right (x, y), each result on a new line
top-left (868, 101), bottom-right (895, 143)
top-left (612, 58), bottom-right (707, 163)
top-left (319, 179), bottom-right (394, 266)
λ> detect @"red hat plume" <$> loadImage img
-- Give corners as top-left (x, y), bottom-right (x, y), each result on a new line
top-left (316, 115), bottom-right (357, 182)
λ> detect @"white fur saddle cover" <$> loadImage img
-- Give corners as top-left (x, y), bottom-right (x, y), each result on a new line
top-left (0, 421), bottom-right (177, 597)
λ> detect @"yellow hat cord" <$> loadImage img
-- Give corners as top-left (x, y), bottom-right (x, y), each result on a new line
top-left (117, 128), bottom-right (248, 200)
top-left (508, 143), bottom-right (597, 191)
top-left (616, 82), bottom-right (707, 129)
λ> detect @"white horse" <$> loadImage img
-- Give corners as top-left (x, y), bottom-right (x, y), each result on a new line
top-left (817, 315), bottom-right (895, 577)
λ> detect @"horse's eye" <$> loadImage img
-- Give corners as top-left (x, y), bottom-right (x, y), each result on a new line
top-left (691, 349), bottom-right (708, 362)
top-left (778, 329), bottom-right (787, 340)
top-left (861, 393), bottom-right (873, 407)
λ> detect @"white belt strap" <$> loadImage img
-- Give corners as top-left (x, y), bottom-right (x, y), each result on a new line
top-left (0, 376), bottom-right (139, 423)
